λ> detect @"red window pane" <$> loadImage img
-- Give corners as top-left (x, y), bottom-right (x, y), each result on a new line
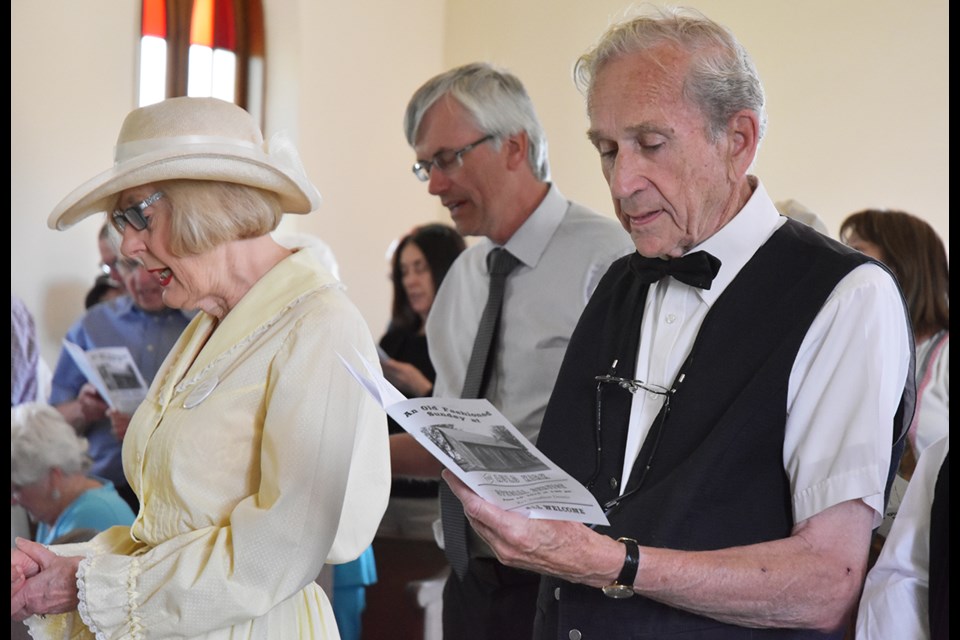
top-left (213, 0), bottom-right (236, 51)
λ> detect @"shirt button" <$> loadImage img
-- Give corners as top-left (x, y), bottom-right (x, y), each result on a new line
top-left (136, 452), bottom-right (143, 463)
top-left (568, 630), bottom-right (582, 640)
top-left (609, 477), bottom-right (618, 489)
top-left (665, 313), bottom-right (677, 324)
top-left (147, 344), bottom-right (155, 352)
top-left (554, 587), bottom-right (561, 600)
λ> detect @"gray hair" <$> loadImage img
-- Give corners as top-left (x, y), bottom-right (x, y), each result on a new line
top-left (574, 5), bottom-right (767, 144)
top-left (11, 403), bottom-right (91, 486)
top-left (403, 62), bottom-right (551, 181)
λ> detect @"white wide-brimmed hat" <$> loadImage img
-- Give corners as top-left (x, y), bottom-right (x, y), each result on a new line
top-left (48, 96), bottom-right (322, 230)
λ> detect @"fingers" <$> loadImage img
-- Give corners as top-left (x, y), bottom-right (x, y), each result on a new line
top-left (11, 554), bottom-right (32, 618)
top-left (11, 589), bottom-right (27, 619)
top-left (78, 383), bottom-right (103, 400)
top-left (11, 545), bottom-right (41, 578)
top-left (442, 470), bottom-right (490, 516)
top-left (15, 537), bottom-right (56, 568)
top-left (9, 548), bottom-right (83, 619)
top-left (78, 384), bottom-right (108, 407)
top-left (11, 565), bottom-right (25, 592)
top-left (442, 471), bottom-right (501, 528)
top-left (440, 468), bottom-right (460, 488)
top-left (109, 411), bottom-right (131, 440)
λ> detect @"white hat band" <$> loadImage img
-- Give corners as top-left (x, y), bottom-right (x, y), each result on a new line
top-left (115, 135), bottom-right (264, 163)
top-left (114, 131), bottom-right (308, 182)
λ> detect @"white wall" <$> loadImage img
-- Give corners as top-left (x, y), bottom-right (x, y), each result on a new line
top-left (271, 0), bottom-right (449, 341)
top-left (11, 0), bottom-right (948, 370)
top-left (441, 0), bottom-right (949, 239)
top-left (12, 1), bottom-right (140, 367)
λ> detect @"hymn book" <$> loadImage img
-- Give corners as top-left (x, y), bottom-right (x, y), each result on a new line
top-left (62, 340), bottom-right (148, 416)
top-left (339, 348), bottom-right (609, 526)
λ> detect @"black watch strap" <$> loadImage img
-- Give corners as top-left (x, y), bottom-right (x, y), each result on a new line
top-left (602, 537), bottom-right (639, 598)
top-left (616, 537), bottom-right (639, 586)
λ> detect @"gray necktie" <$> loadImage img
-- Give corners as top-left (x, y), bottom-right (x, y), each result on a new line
top-left (441, 247), bottom-right (520, 579)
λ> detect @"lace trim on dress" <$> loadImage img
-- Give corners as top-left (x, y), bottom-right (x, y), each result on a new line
top-left (170, 285), bottom-right (340, 395)
top-left (75, 541), bottom-right (143, 640)
top-left (76, 553), bottom-right (104, 639)
top-left (126, 555), bottom-right (144, 639)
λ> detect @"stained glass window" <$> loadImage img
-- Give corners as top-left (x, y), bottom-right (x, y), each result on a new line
top-left (138, 0), bottom-right (264, 124)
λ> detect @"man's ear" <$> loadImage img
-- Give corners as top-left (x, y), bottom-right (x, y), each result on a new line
top-left (504, 131), bottom-right (529, 171)
top-left (726, 110), bottom-right (759, 179)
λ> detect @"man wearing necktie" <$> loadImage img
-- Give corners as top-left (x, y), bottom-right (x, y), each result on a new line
top-left (393, 62), bottom-right (634, 639)
top-left (441, 7), bottom-right (915, 639)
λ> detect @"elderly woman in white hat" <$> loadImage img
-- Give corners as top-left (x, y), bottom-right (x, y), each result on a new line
top-left (11, 97), bottom-right (390, 639)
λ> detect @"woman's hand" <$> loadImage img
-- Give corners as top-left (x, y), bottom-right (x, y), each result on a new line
top-left (11, 546), bottom-right (39, 615)
top-left (10, 538), bottom-right (82, 622)
top-left (381, 358), bottom-right (433, 397)
top-left (11, 566), bottom-right (26, 616)
top-left (11, 541), bottom-right (41, 582)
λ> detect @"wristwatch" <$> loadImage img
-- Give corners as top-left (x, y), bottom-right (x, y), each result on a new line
top-left (602, 537), bottom-right (639, 599)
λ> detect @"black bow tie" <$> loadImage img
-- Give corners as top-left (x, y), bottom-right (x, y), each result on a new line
top-left (629, 250), bottom-right (721, 290)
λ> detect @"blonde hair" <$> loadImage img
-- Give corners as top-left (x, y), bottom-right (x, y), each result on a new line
top-left (136, 180), bottom-right (282, 257)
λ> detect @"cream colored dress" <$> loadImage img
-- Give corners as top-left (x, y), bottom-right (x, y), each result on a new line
top-left (27, 250), bottom-right (390, 639)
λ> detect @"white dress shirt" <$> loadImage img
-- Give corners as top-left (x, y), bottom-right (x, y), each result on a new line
top-left (857, 435), bottom-right (949, 639)
top-left (624, 178), bottom-right (911, 527)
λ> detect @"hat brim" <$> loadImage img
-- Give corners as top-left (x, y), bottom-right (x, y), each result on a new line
top-left (48, 143), bottom-right (321, 230)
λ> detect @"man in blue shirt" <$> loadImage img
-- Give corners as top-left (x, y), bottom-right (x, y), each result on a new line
top-left (49, 256), bottom-right (191, 511)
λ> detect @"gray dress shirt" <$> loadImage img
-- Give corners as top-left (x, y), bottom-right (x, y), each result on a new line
top-left (427, 184), bottom-right (634, 443)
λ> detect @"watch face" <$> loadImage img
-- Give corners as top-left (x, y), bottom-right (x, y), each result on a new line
top-left (601, 584), bottom-right (635, 599)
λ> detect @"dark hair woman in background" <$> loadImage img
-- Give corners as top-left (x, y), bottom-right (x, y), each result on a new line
top-left (364, 223), bottom-right (465, 640)
top-left (380, 223), bottom-right (466, 400)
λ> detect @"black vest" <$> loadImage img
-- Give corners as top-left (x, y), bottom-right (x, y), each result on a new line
top-left (534, 220), bottom-right (915, 639)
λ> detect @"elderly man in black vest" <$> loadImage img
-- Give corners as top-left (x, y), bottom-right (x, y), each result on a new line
top-left (442, 6), bottom-right (915, 639)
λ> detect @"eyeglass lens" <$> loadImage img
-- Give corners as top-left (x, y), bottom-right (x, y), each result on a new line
top-left (412, 135), bottom-right (493, 182)
top-left (113, 191), bottom-right (164, 231)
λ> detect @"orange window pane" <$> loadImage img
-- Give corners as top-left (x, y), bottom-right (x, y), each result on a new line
top-left (191, 0), bottom-right (214, 47)
top-left (142, 0), bottom-right (167, 38)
